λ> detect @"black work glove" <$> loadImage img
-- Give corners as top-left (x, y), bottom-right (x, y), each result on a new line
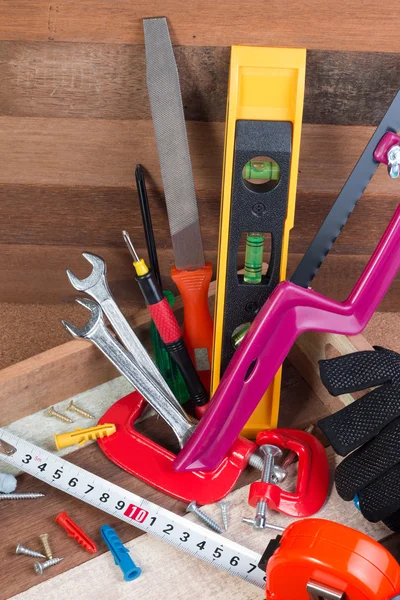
top-left (318, 347), bottom-right (400, 531)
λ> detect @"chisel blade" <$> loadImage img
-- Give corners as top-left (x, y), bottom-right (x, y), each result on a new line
top-left (144, 17), bottom-right (205, 272)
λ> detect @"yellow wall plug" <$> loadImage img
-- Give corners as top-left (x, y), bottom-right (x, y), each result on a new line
top-left (54, 424), bottom-right (116, 450)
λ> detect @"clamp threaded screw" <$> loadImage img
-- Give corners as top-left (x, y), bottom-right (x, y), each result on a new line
top-left (39, 534), bottom-right (53, 560)
top-left (248, 453), bottom-right (287, 483)
top-left (186, 501), bottom-right (223, 534)
top-left (46, 406), bottom-right (73, 424)
top-left (256, 445), bottom-right (282, 529)
top-left (245, 444), bottom-right (282, 530)
top-left (66, 400), bottom-right (95, 420)
top-left (16, 542), bottom-right (46, 559)
top-left (33, 557), bottom-right (64, 575)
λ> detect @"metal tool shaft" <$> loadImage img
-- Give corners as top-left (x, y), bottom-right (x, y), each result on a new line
top-left (144, 17), bottom-right (205, 271)
top-left (67, 253), bottom-right (183, 413)
top-left (64, 301), bottom-right (195, 448)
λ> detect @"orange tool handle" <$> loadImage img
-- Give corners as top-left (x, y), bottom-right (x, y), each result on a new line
top-left (171, 262), bottom-right (213, 391)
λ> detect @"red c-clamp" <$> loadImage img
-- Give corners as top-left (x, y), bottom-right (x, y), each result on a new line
top-left (97, 390), bottom-right (257, 505)
top-left (248, 429), bottom-right (329, 517)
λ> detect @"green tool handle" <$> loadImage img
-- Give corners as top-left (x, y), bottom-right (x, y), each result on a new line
top-left (150, 290), bottom-right (189, 404)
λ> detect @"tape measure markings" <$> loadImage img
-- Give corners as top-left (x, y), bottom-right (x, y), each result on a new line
top-left (0, 429), bottom-right (265, 588)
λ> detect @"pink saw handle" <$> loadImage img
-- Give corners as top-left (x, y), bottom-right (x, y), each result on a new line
top-left (174, 205), bottom-right (400, 473)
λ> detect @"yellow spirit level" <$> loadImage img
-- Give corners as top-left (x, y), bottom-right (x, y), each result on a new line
top-left (211, 46), bottom-right (306, 437)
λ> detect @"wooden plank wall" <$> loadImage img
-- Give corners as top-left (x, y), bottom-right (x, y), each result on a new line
top-left (0, 2), bottom-right (399, 369)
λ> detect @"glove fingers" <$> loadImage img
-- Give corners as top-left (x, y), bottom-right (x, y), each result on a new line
top-left (335, 417), bottom-right (400, 501)
top-left (359, 462), bottom-right (400, 522)
top-left (318, 384), bottom-right (400, 455)
top-left (319, 348), bottom-right (397, 396)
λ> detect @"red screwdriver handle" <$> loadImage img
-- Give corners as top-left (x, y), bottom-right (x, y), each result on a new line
top-left (171, 262), bottom-right (213, 391)
top-left (148, 296), bottom-right (209, 408)
top-left (148, 297), bottom-right (182, 343)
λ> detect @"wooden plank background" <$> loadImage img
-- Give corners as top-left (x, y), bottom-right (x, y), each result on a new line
top-left (0, 2), bottom-right (399, 370)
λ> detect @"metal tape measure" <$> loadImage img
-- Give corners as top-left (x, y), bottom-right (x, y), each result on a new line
top-left (0, 429), bottom-right (265, 589)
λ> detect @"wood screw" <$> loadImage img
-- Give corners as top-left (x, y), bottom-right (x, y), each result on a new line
top-left (46, 406), bottom-right (73, 424)
top-left (66, 400), bottom-right (95, 420)
top-left (186, 501), bottom-right (222, 534)
top-left (16, 542), bottom-right (46, 559)
top-left (39, 534), bottom-right (53, 560)
top-left (33, 557), bottom-right (64, 575)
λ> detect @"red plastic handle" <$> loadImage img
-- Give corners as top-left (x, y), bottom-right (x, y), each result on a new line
top-left (148, 297), bottom-right (182, 344)
top-left (171, 262), bottom-right (213, 390)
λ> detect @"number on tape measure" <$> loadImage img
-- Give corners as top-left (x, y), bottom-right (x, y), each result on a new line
top-left (0, 429), bottom-right (265, 589)
top-left (124, 503), bottom-right (149, 523)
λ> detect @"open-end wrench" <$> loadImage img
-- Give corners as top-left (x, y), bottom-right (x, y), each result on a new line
top-left (66, 252), bottom-right (181, 411)
top-left (62, 298), bottom-right (196, 448)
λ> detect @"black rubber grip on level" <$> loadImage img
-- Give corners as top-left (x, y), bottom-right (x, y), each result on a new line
top-left (318, 347), bottom-right (400, 455)
top-left (219, 120), bottom-right (292, 375)
top-left (165, 338), bottom-right (208, 406)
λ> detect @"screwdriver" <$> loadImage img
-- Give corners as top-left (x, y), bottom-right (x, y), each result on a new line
top-left (135, 164), bottom-right (189, 403)
top-left (122, 230), bottom-right (209, 412)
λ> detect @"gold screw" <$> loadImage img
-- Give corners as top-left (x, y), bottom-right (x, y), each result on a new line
top-left (46, 406), bottom-right (73, 424)
top-left (66, 400), bottom-right (95, 420)
top-left (39, 533), bottom-right (53, 560)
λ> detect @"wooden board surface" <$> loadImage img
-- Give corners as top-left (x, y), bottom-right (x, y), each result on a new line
top-left (1, 361), bottom-right (329, 599)
top-left (0, 2), bottom-right (397, 52)
top-left (0, 43), bottom-right (400, 126)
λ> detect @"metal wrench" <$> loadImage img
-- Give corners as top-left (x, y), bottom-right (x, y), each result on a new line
top-left (62, 298), bottom-right (195, 448)
top-left (66, 252), bottom-right (181, 411)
